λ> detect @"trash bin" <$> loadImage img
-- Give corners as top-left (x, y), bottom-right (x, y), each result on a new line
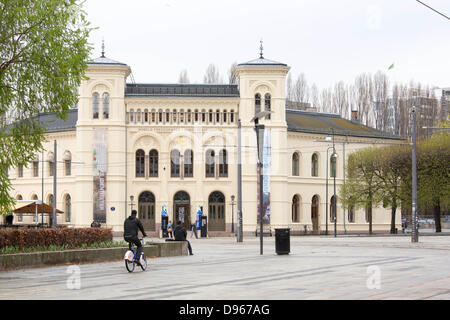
top-left (275, 228), bottom-right (290, 255)
top-left (201, 216), bottom-right (208, 238)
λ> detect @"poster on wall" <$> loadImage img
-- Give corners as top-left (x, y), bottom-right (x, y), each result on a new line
top-left (93, 128), bottom-right (107, 223)
top-left (257, 128), bottom-right (271, 225)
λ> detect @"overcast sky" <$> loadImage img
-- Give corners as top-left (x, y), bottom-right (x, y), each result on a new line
top-left (83, 0), bottom-right (450, 91)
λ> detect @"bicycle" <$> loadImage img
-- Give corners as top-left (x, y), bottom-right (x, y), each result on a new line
top-left (124, 238), bottom-right (148, 272)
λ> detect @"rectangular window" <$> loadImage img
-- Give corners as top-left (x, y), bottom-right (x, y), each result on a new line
top-left (18, 164), bottom-right (23, 177)
top-left (65, 160), bottom-right (71, 176)
top-left (33, 161), bottom-right (39, 177)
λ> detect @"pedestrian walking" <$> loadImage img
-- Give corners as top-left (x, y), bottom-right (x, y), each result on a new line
top-left (167, 220), bottom-right (173, 239)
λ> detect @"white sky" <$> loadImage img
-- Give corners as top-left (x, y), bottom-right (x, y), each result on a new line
top-left (83, 0), bottom-right (450, 91)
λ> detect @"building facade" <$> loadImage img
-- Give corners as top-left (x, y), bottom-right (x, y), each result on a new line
top-left (8, 52), bottom-right (404, 236)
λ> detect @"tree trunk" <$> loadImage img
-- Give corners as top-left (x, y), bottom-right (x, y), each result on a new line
top-left (390, 206), bottom-right (397, 234)
top-left (369, 204), bottom-right (373, 235)
top-left (433, 198), bottom-right (442, 233)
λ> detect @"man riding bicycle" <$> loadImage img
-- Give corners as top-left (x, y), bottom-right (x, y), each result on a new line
top-left (124, 210), bottom-right (147, 265)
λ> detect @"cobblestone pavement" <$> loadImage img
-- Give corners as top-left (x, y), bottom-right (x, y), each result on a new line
top-left (1, 235), bottom-right (450, 300)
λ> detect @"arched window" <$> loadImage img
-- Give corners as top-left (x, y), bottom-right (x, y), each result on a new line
top-left (17, 164), bottom-right (23, 177)
top-left (230, 110), bottom-right (235, 123)
top-left (330, 154), bottom-right (337, 178)
top-left (255, 93), bottom-right (261, 115)
top-left (208, 110), bottom-right (213, 123)
top-left (292, 152), bottom-right (299, 176)
top-left (187, 109), bottom-right (192, 123)
top-left (135, 149), bottom-right (145, 177)
top-left (16, 194), bottom-right (23, 222)
top-left (171, 149), bottom-right (180, 177)
top-left (216, 109), bottom-right (220, 123)
top-left (136, 109), bottom-right (142, 123)
top-left (292, 195), bottom-right (300, 223)
top-left (165, 109), bottom-right (170, 123)
top-left (63, 151), bottom-right (72, 176)
top-left (330, 195), bottom-right (337, 222)
top-left (65, 194), bottom-right (71, 222)
top-left (158, 109), bottom-right (163, 123)
top-left (219, 149), bottom-right (228, 177)
top-left (173, 109), bottom-right (177, 124)
top-left (129, 109), bottom-right (134, 123)
top-left (151, 109), bottom-right (156, 123)
top-left (202, 110), bottom-right (206, 123)
top-left (102, 93), bottom-right (110, 119)
top-left (223, 110), bottom-right (227, 123)
top-left (311, 153), bottom-right (319, 177)
top-left (144, 109), bottom-right (149, 122)
top-left (32, 154), bottom-right (39, 177)
top-left (48, 151), bottom-right (54, 177)
top-left (180, 109), bottom-right (184, 123)
top-left (149, 149), bottom-right (158, 177)
top-left (205, 149), bottom-right (215, 177)
top-left (184, 149), bottom-right (193, 178)
top-left (265, 93), bottom-right (271, 119)
top-left (194, 109), bottom-right (199, 122)
top-left (92, 93), bottom-right (99, 119)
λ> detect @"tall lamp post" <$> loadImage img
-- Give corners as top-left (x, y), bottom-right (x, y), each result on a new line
top-left (129, 195), bottom-right (135, 213)
top-left (237, 119), bottom-right (243, 242)
top-left (231, 195), bottom-right (235, 234)
top-left (325, 146), bottom-right (334, 236)
top-left (325, 129), bottom-right (338, 237)
top-left (411, 107), bottom-right (418, 243)
top-left (251, 110), bottom-right (272, 255)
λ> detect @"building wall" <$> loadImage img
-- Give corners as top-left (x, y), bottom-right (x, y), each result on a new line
top-left (8, 59), bottom-right (402, 234)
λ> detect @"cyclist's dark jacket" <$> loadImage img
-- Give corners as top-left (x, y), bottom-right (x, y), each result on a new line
top-left (124, 216), bottom-right (147, 238)
top-left (174, 225), bottom-right (187, 241)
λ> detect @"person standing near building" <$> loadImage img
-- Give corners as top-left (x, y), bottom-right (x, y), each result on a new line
top-left (167, 220), bottom-right (173, 239)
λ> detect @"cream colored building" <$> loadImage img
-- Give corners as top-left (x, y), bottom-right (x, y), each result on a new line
top-left (8, 52), bottom-right (404, 236)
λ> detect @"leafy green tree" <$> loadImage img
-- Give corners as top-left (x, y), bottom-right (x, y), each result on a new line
top-left (340, 147), bottom-right (382, 234)
top-left (0, 0), bottom-right (91, 215)
top-left (417, 132), bottom-right (450, 232)
top-left (374, 145), bottom-right (410, 234)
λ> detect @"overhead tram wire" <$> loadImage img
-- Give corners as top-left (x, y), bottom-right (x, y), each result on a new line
top-left (416, 0), bottom-right (450, 21)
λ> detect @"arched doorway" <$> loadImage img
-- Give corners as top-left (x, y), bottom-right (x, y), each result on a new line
top-left (174, 191), bottom-right (190, 230)
top-left (292, 195), bottom-right (300, 223)
top-left (311, 195), bottom-right (320, 233)
top-left (138, 191), bottom-right (155, 231)
top-left (208, 191), bottom-right (225, 231)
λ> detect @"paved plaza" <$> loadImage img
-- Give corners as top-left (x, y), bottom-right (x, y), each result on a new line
top-left (1, 234), bottom-right (450, 300)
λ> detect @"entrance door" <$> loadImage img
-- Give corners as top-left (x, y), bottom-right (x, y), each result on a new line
top-left (138, 192), bottom-right (155, 231)
top-left (311, 195), bottom-right (319, 233)
top-left (208, 191), bottom-right (225, 231)
top-left (174, 191), bottom-right (190, 230)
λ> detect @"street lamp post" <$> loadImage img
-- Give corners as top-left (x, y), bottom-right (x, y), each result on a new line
top-left (411, 107), bottom-right (419, 243)
top-left (231, 195), bottom-right (235, 234)
top-left (129, 195), bottom-right (135, 213)
top-left (325, 129), bottom-right (338, 237)
top-left (251, 111), bottom-right (272, 255)
top-left (237, 119), bottom-right (243, 242)
top-left (325, 146), bottom-right (334, 236)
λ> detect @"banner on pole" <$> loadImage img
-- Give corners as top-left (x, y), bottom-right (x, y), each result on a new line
top-left (93, 128), bottom-right (107, 223)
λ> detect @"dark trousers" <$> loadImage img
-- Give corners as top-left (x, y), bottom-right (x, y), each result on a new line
top-left (125, 236), bottom-right (142, 261)
top-left (185, 240), bottom-right (193, 255)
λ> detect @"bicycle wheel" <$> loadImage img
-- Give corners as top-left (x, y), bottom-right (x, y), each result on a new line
top-left (125, 258), bottom-right (135, 272)
top-left (139, 253), bottom-right (147, 271)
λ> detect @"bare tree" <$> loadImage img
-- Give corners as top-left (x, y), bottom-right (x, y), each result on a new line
top-left (310, 83), bottom-right (319, 110)
top-left (293, 73), bottom-right (309, 103)
top-left (354, 73), bottom-right (373, 127)
top-left (228, 62), bottom-right (238, 85)
top-left (332, 81), bottom-right (348, 117)
top-left (178, 69), bottom-right (189, 83)
top-left (320, 87), bottom-right (333, 113)
top-left (373, 71), bottom-right (390, 131)
top-left (203, 64), bottom-right (223, 84)
top-left (286, 73), bottom-right (294, 101)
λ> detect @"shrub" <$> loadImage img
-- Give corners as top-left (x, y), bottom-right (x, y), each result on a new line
top-left (0, 228), bottom-right (112, 250)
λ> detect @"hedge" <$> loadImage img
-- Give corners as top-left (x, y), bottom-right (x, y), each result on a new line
top-left (0, 228), bottom-right (112, 250)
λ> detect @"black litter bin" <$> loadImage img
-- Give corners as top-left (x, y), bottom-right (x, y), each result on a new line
top-left (201, 216), bottom-right (208, 238)
top-left (275, 228), bottom-right (290, 255)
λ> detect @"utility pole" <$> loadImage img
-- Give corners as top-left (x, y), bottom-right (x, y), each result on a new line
top-left (411, 107), bottom-right (419, 242)
top-left (52, 140), bottom-right (57, 228)
top-left (237, 119), bottom-right (243, 242)
top-left (41, 150), bottom-right (44, 225)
